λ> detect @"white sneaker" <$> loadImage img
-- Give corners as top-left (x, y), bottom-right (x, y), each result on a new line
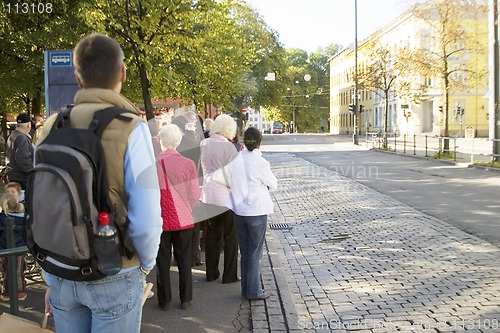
top-left (147, 291), bottom-right (154, 299)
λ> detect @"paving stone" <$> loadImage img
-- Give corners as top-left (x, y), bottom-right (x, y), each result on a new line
top-left (250, 153), bottom-right (500, 332)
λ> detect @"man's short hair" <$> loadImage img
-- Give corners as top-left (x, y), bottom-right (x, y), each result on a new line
top-left (74, 33), bottom-right (124, 89)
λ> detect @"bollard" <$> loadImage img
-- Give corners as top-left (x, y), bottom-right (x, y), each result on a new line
top-left (403, 134), bottom-right (407, 154)
top-left (453, 139), bottom-right (457, 161)
top-left (6, 217), bottom-right (20, 316)
top-left (471, 139), bottom-right (474, 164)
top-left (425, 135), bottom-right (428, 157)
top-left (413, 135), bottom-right (416, 155)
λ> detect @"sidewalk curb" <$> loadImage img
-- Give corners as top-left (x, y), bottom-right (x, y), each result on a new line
top-left (467, 163), bottom-right (500, 173)
top-left (268, 230), bottom-right (301, 332)
top-left (366, 142), bottom-right (500, 173)
top-left (369, 146), bottom-right (469, 167)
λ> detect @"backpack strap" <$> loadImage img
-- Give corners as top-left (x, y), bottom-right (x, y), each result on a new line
top-left (89, 107), bottom-right (137, 258)
top-left (90, 107), bottom-right (134, 139)
top-left (52, 105), bottom-right (74, 131)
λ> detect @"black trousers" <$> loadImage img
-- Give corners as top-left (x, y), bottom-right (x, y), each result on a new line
top-left (204, 205), bottom-right (238, 283)
top-left (192, 223), bottom-right (201, 264)
top-left (156, 229), bottom-right (193, 305)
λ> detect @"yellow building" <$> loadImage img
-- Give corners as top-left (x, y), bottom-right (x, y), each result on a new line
top-left (329, 3), bottom-right (489, 138)
top-left (329, 45), bottom-right (374, 135)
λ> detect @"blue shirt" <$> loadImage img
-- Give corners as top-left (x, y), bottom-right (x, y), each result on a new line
top-left (124, 122), bottom-right (162, 271)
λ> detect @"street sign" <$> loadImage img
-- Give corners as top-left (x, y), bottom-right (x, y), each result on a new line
top-left (406, 111), bottom-right (412, 117)
top-left (264, 72), bottom-right (275, 81)
top-left (44, 50), bottom-right (79, 117)
top-left (401, 104), bottom-right (409, 109)
top-left (50, 52), bottom-right (72, 67)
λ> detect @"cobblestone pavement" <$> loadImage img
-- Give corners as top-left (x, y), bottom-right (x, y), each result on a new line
top-left (254, 152), bottom-right (500, 333)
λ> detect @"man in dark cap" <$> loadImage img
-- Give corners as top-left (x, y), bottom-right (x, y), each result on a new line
top-left (5, 113), bottom-right (34, 189)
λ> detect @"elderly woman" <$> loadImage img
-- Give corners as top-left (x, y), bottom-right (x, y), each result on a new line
top-left (200, 114), bottom-right (239, 284)
top-left (156, 125), bottom-right (201, 311)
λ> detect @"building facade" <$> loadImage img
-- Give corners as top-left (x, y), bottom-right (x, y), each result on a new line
top-left (246, 107), bottom-right (274, 132)
top-left (329, 3), bottom-right (489, 138)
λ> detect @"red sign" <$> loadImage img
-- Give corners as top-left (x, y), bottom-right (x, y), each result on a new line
top-left (406, 111), bottom-right (412, 117)
top-left (242, 106), bottom-right (248, 113)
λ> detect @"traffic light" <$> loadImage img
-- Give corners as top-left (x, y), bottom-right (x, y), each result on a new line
top-left (457, 105), bottom-right (464, 116)
top-left (438, 105), bottom-right (443, 113)
top-left (348, 104), bottom-right (354, 113)
top-left (359, 105), bottom-right (364, 113)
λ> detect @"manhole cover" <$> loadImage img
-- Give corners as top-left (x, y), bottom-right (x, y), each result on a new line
top-left (269, 223), bottom-right (293, 230)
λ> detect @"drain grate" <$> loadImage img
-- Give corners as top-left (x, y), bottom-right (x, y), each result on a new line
top-left (269, 223), bottom-right (293, 230)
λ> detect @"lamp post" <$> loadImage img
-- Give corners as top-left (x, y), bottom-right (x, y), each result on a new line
top-left (489, 0), bottom-right (500, 161)
top-left (353, 0), bottom-right (359, 145)
top-left (289, 74), bottom-right (311, 133)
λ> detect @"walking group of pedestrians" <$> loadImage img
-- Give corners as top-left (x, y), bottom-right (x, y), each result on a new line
top-left (0, 32), bottom-right (278, 333)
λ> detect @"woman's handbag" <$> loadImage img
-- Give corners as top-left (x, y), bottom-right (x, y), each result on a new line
top-left (211, 163), bottom-right (232, 189)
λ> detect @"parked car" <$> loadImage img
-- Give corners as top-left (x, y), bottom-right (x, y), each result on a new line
top-left (272, 121), bottom-right (283, 134)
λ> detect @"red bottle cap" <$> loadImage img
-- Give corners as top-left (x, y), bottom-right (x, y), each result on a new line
top-left (98, 212), bottom-right (109, 225)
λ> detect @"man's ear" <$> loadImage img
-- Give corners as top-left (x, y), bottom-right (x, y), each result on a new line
top-left (75, 73), bottom-right (83, 88)
top-left (121, 63), bottom-right (126, 83)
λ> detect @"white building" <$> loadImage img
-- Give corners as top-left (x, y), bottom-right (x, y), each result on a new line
top-left (246, 107), bottom-right (273, 132)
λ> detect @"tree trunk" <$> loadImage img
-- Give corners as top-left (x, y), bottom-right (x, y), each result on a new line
top-left (383, 96), bottom-right (389, 149)
top-left (138, 62), bottom-right (154, 120)
top-left (31, 88), bottom-right (42, 116)
top-left (443, 77), bottom-right (450, 152)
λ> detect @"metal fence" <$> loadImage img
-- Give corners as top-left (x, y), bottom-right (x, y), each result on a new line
top-left (365, 133), bottom-right (495, 163)
top-left (0, 217), bottom-right (33, 316)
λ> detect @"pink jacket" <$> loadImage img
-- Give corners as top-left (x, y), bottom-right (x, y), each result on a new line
top-left (200, 134), bottom-right (238, 207)
top-left (156, 149), bottom-right (201, 231)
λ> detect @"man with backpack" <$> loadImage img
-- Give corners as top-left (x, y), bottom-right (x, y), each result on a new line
top-left (32, 33), bottom-right (162, 333)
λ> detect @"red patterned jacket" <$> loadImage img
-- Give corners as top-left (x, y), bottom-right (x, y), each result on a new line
top-left (156, 149), bottom-right (201, 231)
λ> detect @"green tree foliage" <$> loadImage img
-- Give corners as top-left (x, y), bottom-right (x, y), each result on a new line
top-left (79, 0), bottom-right (202, 120)
top-left (274, 44), bottom-right (340, 133)
top-left (79, 0), bottom-right (279, 120)
top-left (0, 0), bottom-right (87, 143)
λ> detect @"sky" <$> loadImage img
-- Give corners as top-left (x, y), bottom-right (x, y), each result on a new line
top-left (245, 0), bottom-right (416, 53)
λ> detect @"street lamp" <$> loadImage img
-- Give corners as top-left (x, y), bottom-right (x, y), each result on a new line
top-left (353, 0), bottom-right (359, 145)
top-left (292, 74), bottom-right (311, 133)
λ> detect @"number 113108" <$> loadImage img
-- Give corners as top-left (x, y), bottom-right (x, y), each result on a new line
top-left (5, 2), bottom-right (53, 14)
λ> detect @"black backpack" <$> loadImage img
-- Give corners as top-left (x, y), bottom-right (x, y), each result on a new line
top-left (26, 106), bottom-right (132, 281)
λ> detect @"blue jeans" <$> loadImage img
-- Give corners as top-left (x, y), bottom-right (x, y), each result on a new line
top-left (44, 267), bottom-right (146, 333)
top-left (234, 214), bottom-right (267, 299)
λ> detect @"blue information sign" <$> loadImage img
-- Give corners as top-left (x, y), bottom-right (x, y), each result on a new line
top-left (50, 52), bottom-right (72, 67)
top-left (44, 50), bottom-right (79, 117)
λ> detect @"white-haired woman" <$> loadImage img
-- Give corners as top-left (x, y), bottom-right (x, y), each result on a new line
top-left (200, 114), bottom-right (239, 283)
top-left (155, 125), bottom-right (201, 311)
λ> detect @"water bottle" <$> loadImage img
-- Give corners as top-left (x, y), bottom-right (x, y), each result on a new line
top-left (94, 212), bottom-right (122, 276)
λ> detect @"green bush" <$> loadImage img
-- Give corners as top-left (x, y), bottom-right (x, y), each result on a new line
top-left (434, 151), bottom-right (455, 159)
top-left (473, 161), bottom-right (500, 168)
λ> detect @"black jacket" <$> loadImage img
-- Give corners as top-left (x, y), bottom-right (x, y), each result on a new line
top-left (0, 212), bottom-right (26, 249)
top-left (6, 129), bottom-right (33, 183)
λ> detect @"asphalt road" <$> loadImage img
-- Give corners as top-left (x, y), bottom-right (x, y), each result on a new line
top-left (261, 133), bottom-right (500, 247)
